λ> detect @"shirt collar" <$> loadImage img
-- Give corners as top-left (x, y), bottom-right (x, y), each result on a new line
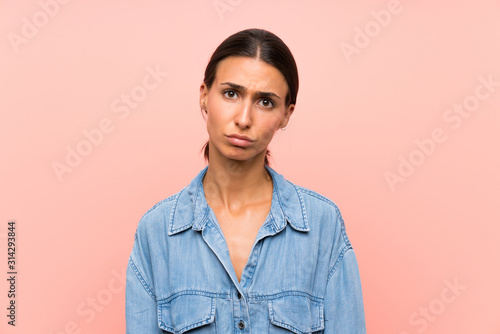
top-left (168, 165), bottom-right (309, 235)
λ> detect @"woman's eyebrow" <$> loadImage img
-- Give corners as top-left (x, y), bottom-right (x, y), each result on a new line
top-left (220, 82), bottom-right (281, 99)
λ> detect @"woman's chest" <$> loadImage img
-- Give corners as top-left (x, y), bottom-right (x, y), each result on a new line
top-left (157, 293), bottom-right (325, 333)
top-left (151, 215), bottom-right (331, 333)
top-left (212, 204), bottom-right (270, 282)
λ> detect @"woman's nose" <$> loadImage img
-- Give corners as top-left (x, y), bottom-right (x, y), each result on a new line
top-left (234, 98), bottom-right (252, 128)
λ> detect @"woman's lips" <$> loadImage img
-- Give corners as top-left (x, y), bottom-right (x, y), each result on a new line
top-left (226, 135), bottom-right (254, 147)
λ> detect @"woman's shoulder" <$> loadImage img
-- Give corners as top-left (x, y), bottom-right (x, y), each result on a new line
top-left (268, 165), bottom-right (342, 217)
top-left (283, 178), bottom-right (351, 246)
top-left (134, 186), bottom-right (187, 234)
top-left (293, 183), bottom-right (342, 214)
top-left (283, 177), bottom-right (343, 219)
top-left (142, 190), bottom-right (182, 217)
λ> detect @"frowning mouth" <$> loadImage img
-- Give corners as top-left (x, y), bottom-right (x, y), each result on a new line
top-left (226, 134), bottom-right (254, 147)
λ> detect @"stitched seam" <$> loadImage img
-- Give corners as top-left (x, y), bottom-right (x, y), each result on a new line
top-left (176, 297), bottom-right (215, 333)
top-left (297, 187), bottom-right (351, 246)
top-left (205, 215), bottom-right (227, 241)
top-left (241, 238), bottom-right (265, 291)
top-left (297, 187), bottom-right (340, 215)
top-left (336, 213), bottom-right (351, 247)
top-left (158, 307), bottom-right (173, 332)
top-left (129, 257), bottom-right (156, 301)
top-left (270, 318), bottom-right (303, 334)
top-left (269, 298), bottom-right (324, 333)
top-left (327, 246), bottom-right (353, 284)
top-left (248, 290), bottom-right (323, 303)
top-left (143, 191), bottom-right (180, 216)
top-left (317, 301), bottom-right (324, 330)
top-left (157, 290), bottom-right (230, 304)
top-left (169, 187), bottom-right (192, 234)
top-left (267, 210), bottom-right (277, 232)
top-left (194, 201), bottom-right (211, 231)
top-left (290, 182), bottom-right (310, 231)
top-left (272, 178), bottom-right (287, 231)
top-left (296, 186), bottom-right (351, 241)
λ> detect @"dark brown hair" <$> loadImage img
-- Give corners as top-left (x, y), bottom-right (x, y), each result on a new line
top-left (201, 28), bottom-right (299, 166)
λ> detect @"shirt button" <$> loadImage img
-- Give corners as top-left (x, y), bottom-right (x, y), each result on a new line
top-left (238, 320), bottom-right (245, 330)
top-left (237, 292), bottom-right (242, 300)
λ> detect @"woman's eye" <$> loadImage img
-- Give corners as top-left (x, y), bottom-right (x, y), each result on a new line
top-left (259, 98), bottom-right (274, 109)
top-left (223, 90), bottom-right (238, 99)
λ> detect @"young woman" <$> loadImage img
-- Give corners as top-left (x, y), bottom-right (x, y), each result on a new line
top-left (126, 28), bottom-right (366, 333)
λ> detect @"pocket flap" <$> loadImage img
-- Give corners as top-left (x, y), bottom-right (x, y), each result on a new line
top-left (269, 295), bottom-right (324, 333)
top-left (158, 294), bottom-right (215, 333)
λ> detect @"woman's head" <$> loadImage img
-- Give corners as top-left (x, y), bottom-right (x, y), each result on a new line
top-left (200, 28), bottom-right (299, 166)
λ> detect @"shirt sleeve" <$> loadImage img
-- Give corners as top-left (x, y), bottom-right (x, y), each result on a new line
top-left (323, 246), bottom-right (367, 333)
top-left (125, 231), bottom-right (163, 334)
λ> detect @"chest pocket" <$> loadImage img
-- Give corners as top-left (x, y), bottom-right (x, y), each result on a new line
top-left (268, 295), bottom-right (324, 334)
top-left (158, 294), bottom-right (216, 333)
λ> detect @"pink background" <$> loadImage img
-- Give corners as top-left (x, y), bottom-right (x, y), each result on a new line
top-left (1, 1), bottom-right (499, 333)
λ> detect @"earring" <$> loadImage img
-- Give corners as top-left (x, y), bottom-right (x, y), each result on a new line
top-left (281, 127), bottom-right (286, 131)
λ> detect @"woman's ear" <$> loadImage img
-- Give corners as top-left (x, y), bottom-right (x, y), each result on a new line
top-left (200, 83), bottom-right (208, 112)
top-left (280, 104), bottom-right (295, 129)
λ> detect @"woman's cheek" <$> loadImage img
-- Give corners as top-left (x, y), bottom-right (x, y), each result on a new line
top-left (259, 122), bottom-right (278, 143)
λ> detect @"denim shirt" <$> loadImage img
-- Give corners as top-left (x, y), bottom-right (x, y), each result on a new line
top-left (126, 165), bottom-right (366, 333)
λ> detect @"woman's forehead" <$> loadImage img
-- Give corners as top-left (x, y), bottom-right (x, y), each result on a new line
top-left (214, 56), bottom-right (288, 93)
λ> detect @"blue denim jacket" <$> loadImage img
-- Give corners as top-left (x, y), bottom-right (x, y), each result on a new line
top-left (126, 165), bottom-right (366, 333)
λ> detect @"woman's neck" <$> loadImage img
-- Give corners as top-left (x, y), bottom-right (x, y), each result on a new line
top-left (202, 155), bottom-right (272, 213)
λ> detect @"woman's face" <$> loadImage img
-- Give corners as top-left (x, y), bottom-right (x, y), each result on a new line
top-left (200, 56), bottom-right (294, 163)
